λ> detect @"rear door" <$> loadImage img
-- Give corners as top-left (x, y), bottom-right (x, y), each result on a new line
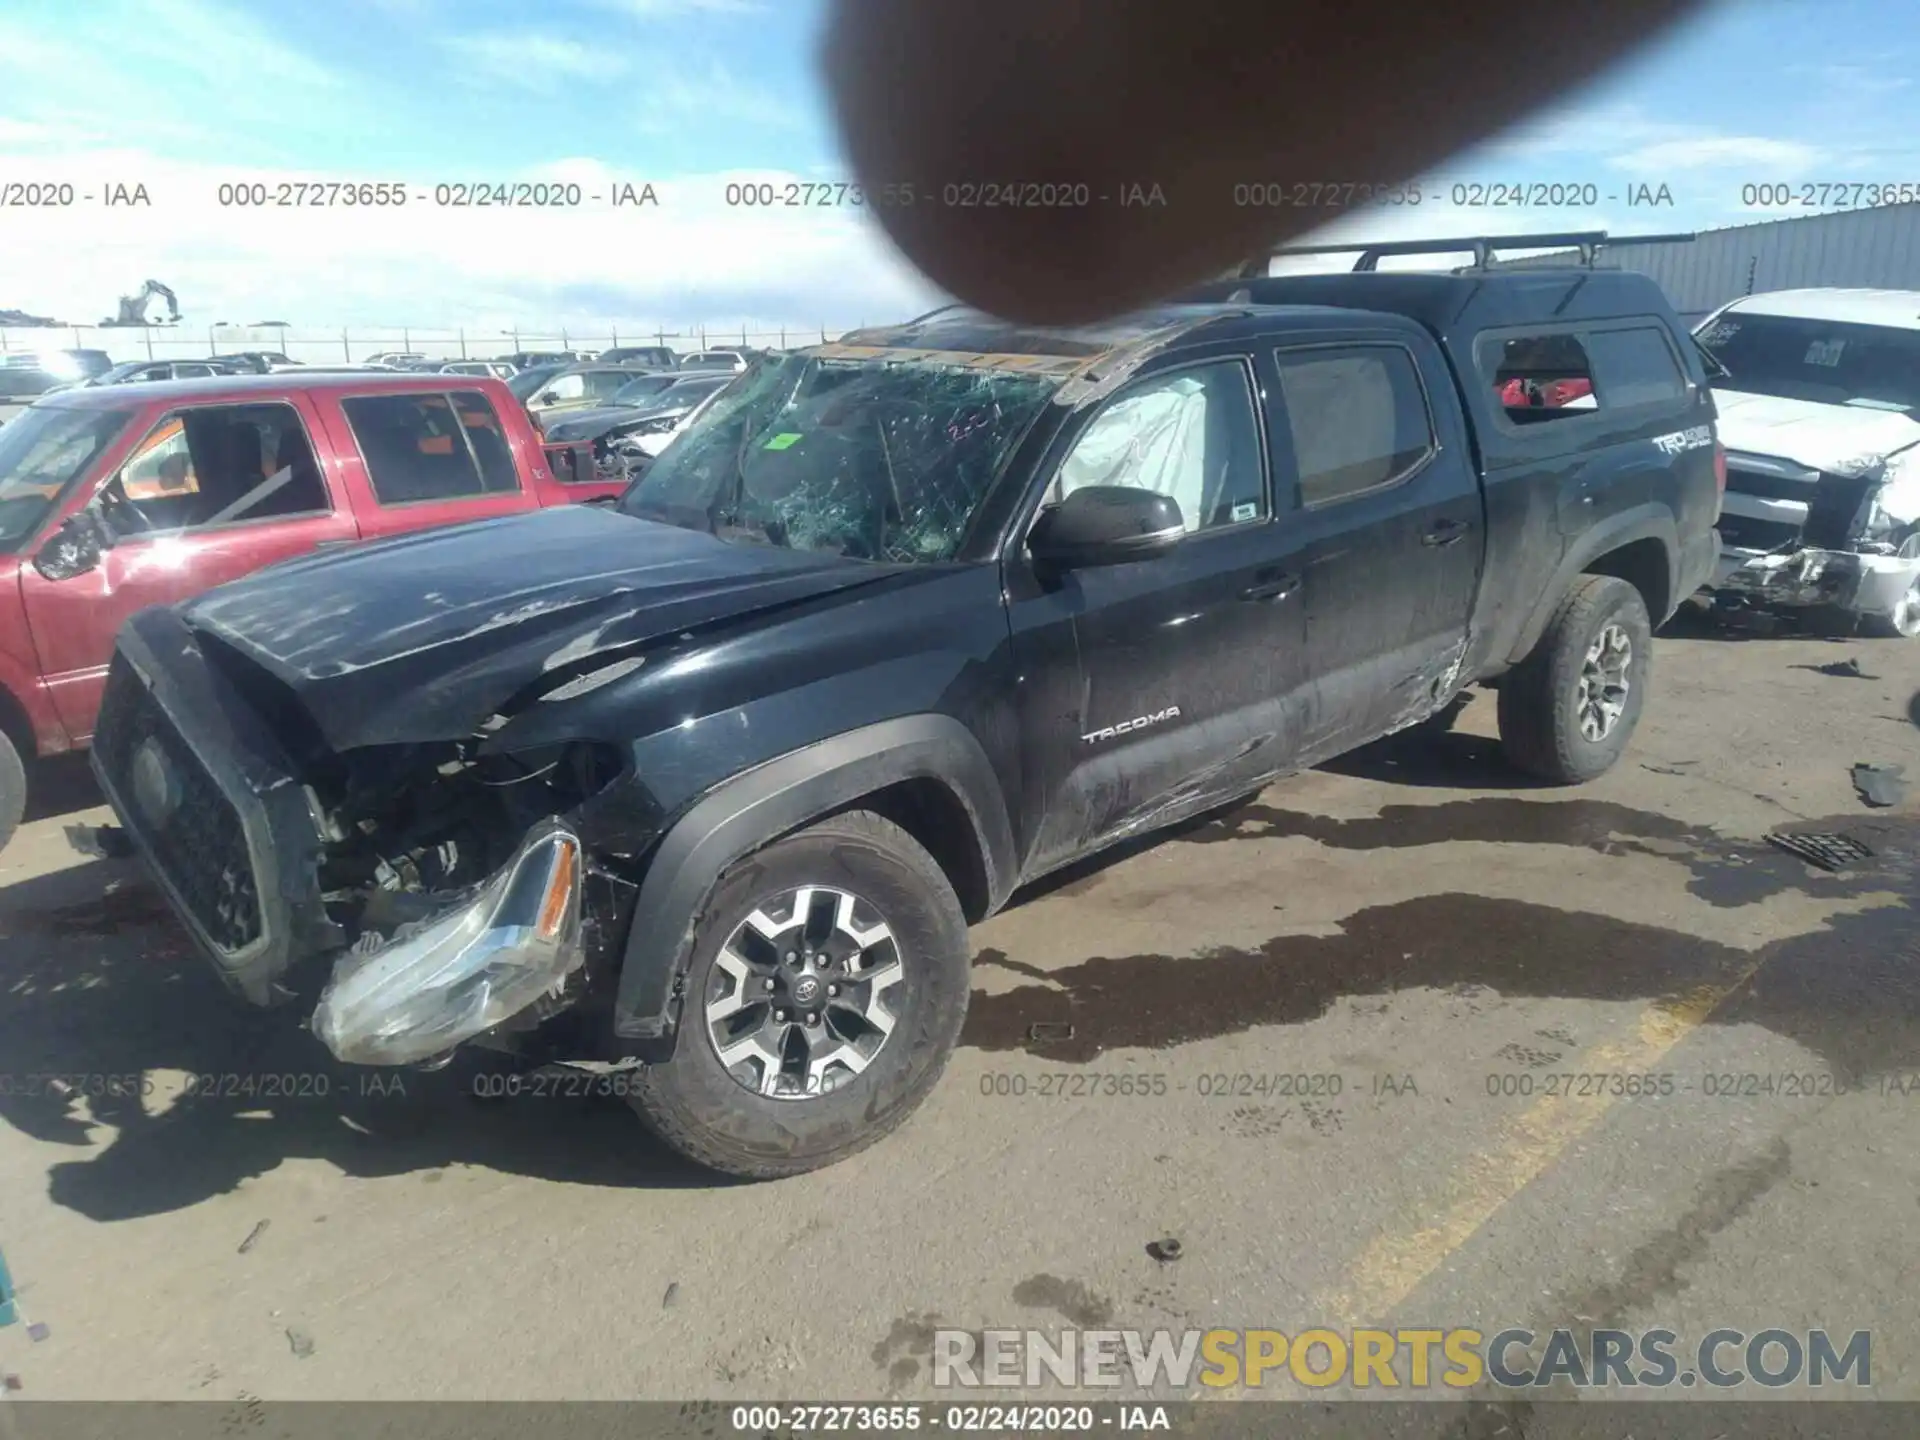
top-left (19, 395), bottom-right (354, 741)
top-left (1004, 347), bottom-right (1312, 879)
top-left (322, 386), bottom-right (539, 544)
top-left (1270, 331), bottom-right (1483, 759)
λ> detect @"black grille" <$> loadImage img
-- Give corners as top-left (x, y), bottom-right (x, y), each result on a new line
top-left (95, 655), bottom-right (261, 951)
top-left (1717, 513), bottom-right (1802, 552)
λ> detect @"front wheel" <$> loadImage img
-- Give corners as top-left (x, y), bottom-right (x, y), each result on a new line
top-left (625, 809), bottom-right (970, 1179)
top-left (1497, 575), bottom-right (1652, 783)
top-left (0, 728), bottom-right (26, 852)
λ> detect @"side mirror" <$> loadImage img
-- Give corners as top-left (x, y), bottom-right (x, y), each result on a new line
top-left (34, 509), bottom-right (111, 582)
top-left (1029, 485), bottom-right (1184, 569)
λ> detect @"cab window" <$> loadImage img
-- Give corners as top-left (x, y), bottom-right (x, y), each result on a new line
top-left (342, 390), bottom-right (520, 504)
top-left (102, 403), bottom-right (331, 538)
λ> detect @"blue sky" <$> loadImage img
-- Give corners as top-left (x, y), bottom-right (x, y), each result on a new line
top-left (0, 0), bottom-right (1914, 328)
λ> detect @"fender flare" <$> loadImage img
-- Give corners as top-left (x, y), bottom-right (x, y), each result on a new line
top-left (610, 713), bottom-right (1017, 1044)
top-left (1505, 506), bottom-right (1678, 666)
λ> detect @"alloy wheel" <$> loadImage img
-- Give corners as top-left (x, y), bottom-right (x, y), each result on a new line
top-left (704, 885), bottom-right (904, 1100)
top-left (1575, 622), bottom-right (1633, 741)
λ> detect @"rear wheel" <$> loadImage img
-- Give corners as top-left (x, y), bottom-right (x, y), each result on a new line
top-left (625, 809), bottom-right (970, 1179)
top-left (1498, 575), bottom-right (1652, 783)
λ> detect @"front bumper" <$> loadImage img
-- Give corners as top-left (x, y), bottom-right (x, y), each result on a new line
top-left (1710, 544), bottom-right (1920, 616)
top-left (91, 609), bottom-right (331, 1007)
top-left (92, 609), bottom-right (605, 1061)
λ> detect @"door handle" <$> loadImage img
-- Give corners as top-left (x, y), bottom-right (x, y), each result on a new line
top-left (1422, 518), bottom-right (1471, 547)
top-left (1240, 572), bottom-right (1300, 602)
top-left (310, 538), bottom-right (356, 552)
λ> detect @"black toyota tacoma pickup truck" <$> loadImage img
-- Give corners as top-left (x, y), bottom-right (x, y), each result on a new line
top-left (91, 260), bottom-right (1722, 1179)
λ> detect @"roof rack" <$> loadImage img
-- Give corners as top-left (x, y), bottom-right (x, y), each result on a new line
top-left (1241, 230), bottom-right (1697, 276)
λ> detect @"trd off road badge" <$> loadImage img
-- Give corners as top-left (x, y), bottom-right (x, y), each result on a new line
top-left (1651, 425), bottom-right (1713, 456)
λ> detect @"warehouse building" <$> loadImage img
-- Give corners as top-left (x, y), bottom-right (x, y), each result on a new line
top-left (1505, 202), bottom-right (1920, 321)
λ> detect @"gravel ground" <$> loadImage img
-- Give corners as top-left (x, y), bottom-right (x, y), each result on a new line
top-left (0, 606), bottom-right (1916, 1415)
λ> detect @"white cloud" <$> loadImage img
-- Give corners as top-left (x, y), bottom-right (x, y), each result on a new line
top-left (0, 150), bottom-right (939, 342)
top-left (0, 0), bottom-right (350, 151)
top-left (1610, 136), bottom-right (1824, 175)
top-left (443, 32), bottom-right (622, 85)
top-left (631, 61), bottom-right (810, 133)
top-left (1472, 101), bottom-right (1829, 184)
top-left (1475, 104), bottom-right (1695, 163)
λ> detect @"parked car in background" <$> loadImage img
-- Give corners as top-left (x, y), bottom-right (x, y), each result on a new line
top-left (1697, 289), bottom-right (1920, 637)
top-left (90, 265), bottom-right (1720, 1178)
top-left (542, 373), bottom-right (733, 453)
top-left (501, 351), bottom-right (583, 370)
top-left (597, 346), bottom-right (677, 368)
top-left (364, 351), bottom-right (428, 368)
top-left (210, 352), bottom-right (301, 374)
top-left (440, 360), bottom-right (519, 379)
top-left (0, 350), bottom-right (116, 399)
top-left (546, 369), bottom-right (712, 420)
top-left (43, 358), bottom-right (243, 392)
top-left (513, 363), bottom-right (660, 420)
top-left (677, 348), bottom-right (753, 373)
top-left (0, 371), bottom-right (627, 846)
top-left (539, 374), bottom-right (737, 484)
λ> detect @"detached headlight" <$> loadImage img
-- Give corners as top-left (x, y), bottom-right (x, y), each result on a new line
top-left (312, 820), bottom-right (584, 1066)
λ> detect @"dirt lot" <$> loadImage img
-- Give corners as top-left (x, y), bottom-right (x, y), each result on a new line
top-left (1, 607), bottom-right (1917, 1413)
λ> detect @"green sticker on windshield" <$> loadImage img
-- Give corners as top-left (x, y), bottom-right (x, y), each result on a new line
top-left (762, 432), bottom-right (803, 450)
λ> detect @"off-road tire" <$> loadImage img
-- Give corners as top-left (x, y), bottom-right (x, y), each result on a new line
top-left (0, 729), bottom-right (27, 853)
top-left (1498, 575), bottom-right (1652, 784)
top-left (626, 809), bottom-right (970, 1180)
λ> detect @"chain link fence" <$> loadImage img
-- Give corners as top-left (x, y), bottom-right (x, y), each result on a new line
top-left (0, 322), bottom-right (869, 366)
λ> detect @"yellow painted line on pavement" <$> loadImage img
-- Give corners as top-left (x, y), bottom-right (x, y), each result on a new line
top-left (1316, 962), bottom-right (1768, 1327)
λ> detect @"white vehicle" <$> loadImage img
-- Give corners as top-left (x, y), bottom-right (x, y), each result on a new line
top-left (677, 348), bottom-right (752, 373)
top-left (363, 350), bottom-right (428, 367)
top-left (1695, 289), bottom-right (1920, 636)
top-left (438, 359), bottom-right (518, 379)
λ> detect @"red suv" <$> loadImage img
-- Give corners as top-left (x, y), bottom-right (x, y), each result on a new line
top-left (0, 371), bottom-right (623, 843)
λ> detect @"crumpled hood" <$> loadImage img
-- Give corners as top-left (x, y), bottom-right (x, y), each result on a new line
top-left (1714, 389), bottom-right (1920, 476)
top-left (181, 504), bottom-right (888, 751)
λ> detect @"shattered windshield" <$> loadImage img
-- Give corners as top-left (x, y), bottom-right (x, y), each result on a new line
top-left (1696, 312), bottom-right (1920, 413)
top-left (618, 351), bottom-right (1060, 562)
top-left (0, 404), bottom-right (135, 553)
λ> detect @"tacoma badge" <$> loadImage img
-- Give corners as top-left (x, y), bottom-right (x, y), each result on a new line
top-left (1082, 706), bottom-right (1181, 744)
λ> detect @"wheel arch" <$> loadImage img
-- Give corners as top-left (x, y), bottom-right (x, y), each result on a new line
top-left (609, 714), bottom-right (1016, 1048)
top-left (1505, 508), bottom-right (1677, 666)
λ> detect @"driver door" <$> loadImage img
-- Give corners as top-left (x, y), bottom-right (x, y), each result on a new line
top-left (19, 396), bottom-right (355, 743)
top-left (1003, 351), bottom-right (1312, 879)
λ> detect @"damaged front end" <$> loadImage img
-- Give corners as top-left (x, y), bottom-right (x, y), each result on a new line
top-left (92, 604), bottom-right (645, 1069)
top-left (1712, 450), bottom-right (1920, 624)
top-left (311, 819), bottom-right (585, 1065)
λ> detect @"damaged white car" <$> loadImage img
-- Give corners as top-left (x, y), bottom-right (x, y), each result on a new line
top-left (1697, 289), bottom-right (1920, 636)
